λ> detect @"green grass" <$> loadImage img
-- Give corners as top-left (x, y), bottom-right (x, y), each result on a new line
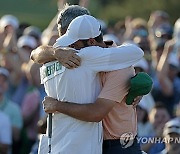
top-left (0, 0), bottom-right (58, 30)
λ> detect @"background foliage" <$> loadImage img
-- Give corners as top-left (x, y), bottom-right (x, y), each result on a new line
top-left (0, 0), bottom-right (179, 30)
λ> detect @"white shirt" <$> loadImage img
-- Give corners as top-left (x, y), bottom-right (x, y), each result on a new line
top-left (39, 44), bottom-right (144, 154)
top-left (0, 111), bottom-right (12, 145)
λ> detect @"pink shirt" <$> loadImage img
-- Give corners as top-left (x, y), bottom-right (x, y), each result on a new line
top-left (98, 67), bottom-right (137, 140)
top-left (22, 88), bottom-right (40, 140)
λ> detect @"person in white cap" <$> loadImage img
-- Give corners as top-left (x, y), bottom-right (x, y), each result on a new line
top-left (17, 35), bottom-right (38, 63)
top-left (154, 47), bottom-right (180, 117)
top-left (0, 15), bottom-right (19, 51)
top-left (31, 5), bottom-right (145, 154)
top-left (158, 119), bottom-right (180, 154)
top-left (35, 14), bottom-right (144, 154)
top-left (0, 15), bottom-right (19, 30)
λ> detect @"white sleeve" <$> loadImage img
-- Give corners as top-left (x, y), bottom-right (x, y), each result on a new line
top-left (0, 114), bottom-right (12, 145)
top-left (78, 44), bottom-right (144, 72)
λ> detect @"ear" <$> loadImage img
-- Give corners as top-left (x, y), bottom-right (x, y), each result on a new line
top-left (87, 38), bottom-right (96, 46)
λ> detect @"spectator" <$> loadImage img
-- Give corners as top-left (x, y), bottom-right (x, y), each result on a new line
top-left (153, 50), bottom-right (180, 116)
top-left (159, 119), bottom-right (180, 154)
top-left (20, 60), bottom-right (41, 154)
top-left (23, 26), bottom-right (42, 46)
top-left (0, 15), bottom-right (19, 51)
top-left (141, 103), bottom-right (171, 154)
top-left (11, 35), bottom-right (38, 106)
top-left (17, 35), bottom-right (38, 63)
top-left (151, 39), bottom-right (166, 70)
top-left (0, 111), bottom-right (12, 154)
top-left (0, 67), bottom-right (23, 153)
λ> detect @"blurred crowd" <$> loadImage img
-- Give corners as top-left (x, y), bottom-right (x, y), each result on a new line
top-left (0, 9), bottom-right (180, 154)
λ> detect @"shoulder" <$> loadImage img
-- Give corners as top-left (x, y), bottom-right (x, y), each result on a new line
top-left (7, 100), bottom-right (21, 112)
top-left (106, 67), bottom-right (135, 78)
top-left (78, 46), bottom-right (104, 59)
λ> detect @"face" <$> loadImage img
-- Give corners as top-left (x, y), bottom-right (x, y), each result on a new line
top-left (69, 40), bottom-right (87, 50)
top-left (69, 39), bottom-right (106, 50)
top-left (0, 75), bottom-right (8, 95)
top-left (165, 133), bottom-right (180, 154)
top-left (4, 25), bottom-right (14, 35)
top-left (150, 108), bottom-right (170, 129)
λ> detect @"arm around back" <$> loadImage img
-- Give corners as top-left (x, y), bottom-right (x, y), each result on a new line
top-left (30, 45), bottom-right (56, 64)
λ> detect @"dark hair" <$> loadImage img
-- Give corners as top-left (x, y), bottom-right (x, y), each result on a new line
top-left (94, 33), bottom-right (103, 43)
top-left (57, 4), bottom-right (90, 33)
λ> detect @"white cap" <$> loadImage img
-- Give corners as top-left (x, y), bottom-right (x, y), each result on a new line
top-left (0, 67), bottom-right (9, 78)
top-left (53, 15), bottom-right (101, 48)
top-left (163, 119), bottom-right (180, 136)
top-left (134, 57), bottom-right (149, 71)
top-left (17, 35), bottom-right (38, 49)
top-left (0, 15), bottom-right (19, 29)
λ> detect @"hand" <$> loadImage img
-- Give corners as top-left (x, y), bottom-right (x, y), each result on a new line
top-left (42, 96), bottom-right (58, 113)
top-left (132, 96), bottom-right (143, 108)
top-left (54, 48), bottom-right (81, 69)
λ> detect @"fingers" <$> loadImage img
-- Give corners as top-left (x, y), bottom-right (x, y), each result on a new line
top-left (63, 59), bottom-right (80, 69)
top-left (42, 100), bottom-right (52, 113)
top-left (67, 55), bottom-right (81, 67)
top-left (72, 54), bottom-right (81, 63)
top-left (132, 96), bottom-right (143, 108)
top-left (60, 54), bottom-right (81, 69)
top-left (63, 61), bottom-right (77, 69)
top-left (63, 63), bottom-right (72, 69)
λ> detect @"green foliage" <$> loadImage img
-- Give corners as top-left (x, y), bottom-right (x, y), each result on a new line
top-left (0, 0), bottom-right (179, 30)
top-left (0, 0), bottom-right (57, 30)
top-left (89, 0), bottom-right (180, 26)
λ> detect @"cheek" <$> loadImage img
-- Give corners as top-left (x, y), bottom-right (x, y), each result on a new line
top-left (0, 82), bottom-right (8, 93)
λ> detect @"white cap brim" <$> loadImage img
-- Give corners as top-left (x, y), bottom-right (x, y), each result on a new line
top-left (17, 36), bottom-right (37, 49)
top-left (0, 68), bottom-right (9, 78)
top-left (53, 35), bottom-right (77, 49)
top-left (163, 128), bottom-right (180, 136)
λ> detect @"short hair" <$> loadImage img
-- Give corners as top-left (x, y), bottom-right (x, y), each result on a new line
top-left (57, 4), bottom-right (90, 32)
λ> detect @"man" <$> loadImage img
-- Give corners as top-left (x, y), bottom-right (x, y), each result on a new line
top-left (32, 11), bottom-right (143, 152)
top-left (0, 67), bottom-right (23, 148)
top-left (159, 119), bottom-right (180, 154)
